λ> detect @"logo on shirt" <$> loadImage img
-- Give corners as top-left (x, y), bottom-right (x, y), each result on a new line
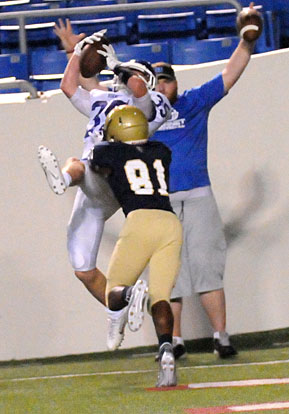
top-left (157, 108), bottom-right (185, 131)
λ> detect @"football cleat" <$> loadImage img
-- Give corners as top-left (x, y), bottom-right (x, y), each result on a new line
top-left (38, 146), bottom-right (66, 195)
top-left (156, 342), bottom-right (177, 387)
top-left (127, 279), bottom-right (148, 332)
top-left (107, 307), bottom-right (128, 351)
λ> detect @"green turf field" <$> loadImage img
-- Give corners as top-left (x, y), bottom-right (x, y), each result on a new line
top-left (1, 345), bottom-right (289, 413)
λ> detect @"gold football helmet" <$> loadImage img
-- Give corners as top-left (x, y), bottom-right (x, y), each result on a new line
top-left (104, 105), bottom-right (149, 144)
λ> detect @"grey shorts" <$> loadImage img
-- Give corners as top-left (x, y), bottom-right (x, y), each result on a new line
top-left (170, 192), bottom-right (227, 297)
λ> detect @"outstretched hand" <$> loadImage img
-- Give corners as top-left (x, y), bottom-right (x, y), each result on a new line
top-left (97, 44), bottom-right (121, 70)
top-left (54, 18), bottom-right (86, 52)
top-left (74, 29), bottom-right (108, 56)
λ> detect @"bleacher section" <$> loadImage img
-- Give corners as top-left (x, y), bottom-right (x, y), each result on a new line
top-left (0, 0), bottom-right (288, 93)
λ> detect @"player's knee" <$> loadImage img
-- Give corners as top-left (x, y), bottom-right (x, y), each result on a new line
top-left (74, 269), bottom-right (96, 284)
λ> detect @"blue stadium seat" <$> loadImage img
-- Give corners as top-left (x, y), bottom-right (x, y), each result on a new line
top-left (137, 11), bottom-right (197, 43)
top-left (114, 41), bottom-right (170, 64)
top-left (0, 53), bottom-right (29, 79)
top-left (70, 15), bottom-right (127, 42)
top-left (171, 36), bottom-right (240, 65)
top-left (29, 49), bottom-right (67, 91)
top-left (0, 23), bottom-right (58, 53)
top-left (66, 0), bottom-right (119, 19)
top-left (205, 8), bottom-right (237, 38)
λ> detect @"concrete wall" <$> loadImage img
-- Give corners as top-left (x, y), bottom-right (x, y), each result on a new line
top-left (0, 48), bottom-right (288, 361)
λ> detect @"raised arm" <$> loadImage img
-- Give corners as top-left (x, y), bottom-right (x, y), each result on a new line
top-left (222, 38), bottom-right (255, 93)
top-left (54, 19), bottom-right (107, 92)
top-left (222, 2), bottom-right (259, 92)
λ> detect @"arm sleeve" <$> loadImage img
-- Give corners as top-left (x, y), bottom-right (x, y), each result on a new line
top-left (132, 92), bottom-right (154, 120)
top-left (69, 87), bottom-right (92, 117)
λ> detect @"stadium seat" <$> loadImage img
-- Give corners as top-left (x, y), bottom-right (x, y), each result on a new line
top-left (114, 41), bottom-right (170, 64)
top-left (66, 0), bottom-right (119, 19)
top-left (70, 16), bottom-right (127, 42)
top-left (0, 3), bottom-right (63, 52)
top-left (29, 49), bottom-right (67, 91)
top-left (137, 11), bottom-right (197, 43)
top-left (171, 36), bottom-right (240, 65)
top-left (0, 53), bottom-right (29, 80)
top-left (205, 8), bottom-right (237, 38)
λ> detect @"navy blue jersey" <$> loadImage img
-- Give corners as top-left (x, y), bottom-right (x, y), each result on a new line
top-left (89, 141), bottom-right (173, 216)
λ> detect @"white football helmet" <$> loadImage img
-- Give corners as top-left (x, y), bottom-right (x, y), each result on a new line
top-left (114, 59), bottom-right (156, 91)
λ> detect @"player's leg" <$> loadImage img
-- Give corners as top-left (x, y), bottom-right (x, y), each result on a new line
top-left (185, 194), bottom-right (237, 358)
top-left (105, 211), bottom-right (152, 350)
top-left (148, 211), bottom-right (182, 387)
top-left (38, 146), bottom-right (85, 195)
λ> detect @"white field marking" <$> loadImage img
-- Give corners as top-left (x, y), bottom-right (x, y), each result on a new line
top-left (188, 377), bottom-right (289, 389)
top-left (1, 358), bottom-right (288, 384)
top-left (230, 401), bottom-right (289, 411)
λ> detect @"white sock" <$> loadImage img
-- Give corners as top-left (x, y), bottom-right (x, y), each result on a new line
top-left (214, 331), bottom-right (230, 346)
top-left (106, 308), bottom-right (125, 318)
top-left (173, 336), bottom-right (184, 347)
top-left (62, 171), bottom-right (72, 187)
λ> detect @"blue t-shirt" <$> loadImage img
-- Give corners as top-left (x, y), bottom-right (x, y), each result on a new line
top-left (150, 73), bottom-right (225, 193)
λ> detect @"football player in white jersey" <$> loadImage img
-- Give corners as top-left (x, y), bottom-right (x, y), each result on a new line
top-left (38, 28), bottom-right (171, 351)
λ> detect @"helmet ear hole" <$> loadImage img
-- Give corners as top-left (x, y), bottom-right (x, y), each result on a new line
top-left (104, 105), bottom-right (149, 144)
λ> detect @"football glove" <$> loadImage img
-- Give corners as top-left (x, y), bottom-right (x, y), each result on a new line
top-left (74, 29), bottom-right (107, 56)
top-left (97, 44), bottom-right (121, 70)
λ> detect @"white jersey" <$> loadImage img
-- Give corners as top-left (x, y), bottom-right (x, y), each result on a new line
top-left (70, 87), bottom-right (171, 158)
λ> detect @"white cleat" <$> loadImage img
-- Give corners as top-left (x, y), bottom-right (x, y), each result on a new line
top-left (38, 145), bottom-right (66, 195)
top-left (107, 307), bottom-right (128, 351)
top-left (156, 342), bottom-right (177, 387)
top-left (127, 279), bottom-right (148, 332)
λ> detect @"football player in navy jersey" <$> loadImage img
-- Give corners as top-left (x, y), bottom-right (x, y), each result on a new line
top-left (38, 29), bottom-right (171, 352)
top-left (150, 2), bottom-right (259, 360)
top-left (89, 105), bottom-right (182, 387)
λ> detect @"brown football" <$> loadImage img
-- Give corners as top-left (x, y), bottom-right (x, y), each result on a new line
top-left (236, 7), bottom-right (263, 42)
top-left (79, 36), bottom-right (110, 78)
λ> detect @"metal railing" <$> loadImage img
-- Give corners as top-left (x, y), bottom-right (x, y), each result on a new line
top-left (0, 0), bottom-right (242, 53)
top-left (0, 78), bottom-right (38, 98)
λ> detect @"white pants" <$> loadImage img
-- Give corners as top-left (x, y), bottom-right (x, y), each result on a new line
top-left (67, 162), bottom-right (120, 271)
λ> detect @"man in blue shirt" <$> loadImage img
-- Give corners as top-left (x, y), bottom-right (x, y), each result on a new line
top-left (151, 23), bottom-right (257, 359)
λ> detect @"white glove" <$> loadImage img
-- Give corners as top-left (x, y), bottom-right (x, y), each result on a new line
top-left (97, 43), bottom-right (121, 70)
top-left (74, 29), bottom-right (107, 56)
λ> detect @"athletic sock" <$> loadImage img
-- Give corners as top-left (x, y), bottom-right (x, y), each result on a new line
top-left (121, 286), bottom-right (133, 304)
top-left (214, 331), bottom-right (230, 346)
top-left (62, 171), bottom-right (72, 187)
top-left (172, 336), bottom-right (184, 347)
top-left (159, 334), bottom-right (172, 347)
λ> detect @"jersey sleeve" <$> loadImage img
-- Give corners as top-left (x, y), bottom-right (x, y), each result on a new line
top-left (184, 73), bottom-right (226, 111)
top-left (148, 91), bottom-right (172, 136)
top-left (69, 87), bottom-right (92, 117)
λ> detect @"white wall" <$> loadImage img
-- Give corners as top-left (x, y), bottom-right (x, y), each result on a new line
top-left (0, 48), bottom-right (288, 361)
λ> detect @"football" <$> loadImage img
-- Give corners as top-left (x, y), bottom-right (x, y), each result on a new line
top-left (236, 7), bottom-right (263, 42)
top-left (79, 36), bottom-right (110, 78)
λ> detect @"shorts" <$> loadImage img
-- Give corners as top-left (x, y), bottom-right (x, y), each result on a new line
top-left (106, 209), bottom-right (183, 307)
top-left (67, 161), bottom-right (120, 271)
top-left (170, 191), bottom-right (227, 297)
